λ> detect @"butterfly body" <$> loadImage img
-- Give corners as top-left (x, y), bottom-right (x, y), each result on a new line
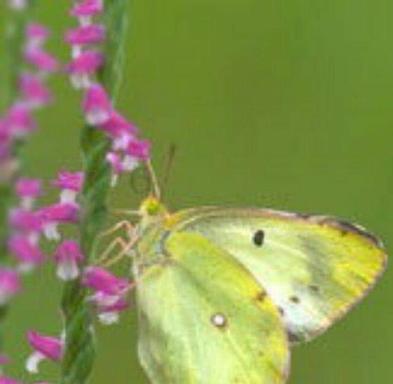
top-left (133, 197), bottom-right (387, 384)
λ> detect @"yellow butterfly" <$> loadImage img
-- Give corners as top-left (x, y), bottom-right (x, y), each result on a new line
top-left (121, 164), bottom-right (387, 384)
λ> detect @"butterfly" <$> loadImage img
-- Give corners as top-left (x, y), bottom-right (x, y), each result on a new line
top-left (122, 164), bottom-right (387, 384)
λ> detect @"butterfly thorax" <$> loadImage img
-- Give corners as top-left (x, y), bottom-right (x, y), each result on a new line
top-left (134, 196), bottom-right (176, 275)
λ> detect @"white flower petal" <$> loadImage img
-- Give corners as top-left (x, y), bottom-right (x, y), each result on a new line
top-left (122, 156), bottom-right (138, 172)
top-left (98, 311), bottom-right (119, 326)
top-left (26, 351), bottom-right (45, 374)
top-left (43, 223), bottom-right (61, 241)
top-left (60, 189), bottom-right (77, 204)
top-left (57, 261), bottom-right (80, 281)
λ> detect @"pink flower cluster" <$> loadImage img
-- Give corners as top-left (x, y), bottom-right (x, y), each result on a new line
top-left (2, 172), bottom-right (133, 378)
top-left (1, 2), bottom-right (140, 381)
top-left (0, 11), bottom-right (63, 381)
top-left (84, 266), bottom-right (131, 325)
top-left (0, 22), bottom-right (57, 178)
top-left (0, 329), bottom-right (61, 382)
top-left (1, 172), bottom-right (82, 378)
top-left (66, 0), bottom-right (151, 186)
top-left (8, 173), bottom-right (83, 275)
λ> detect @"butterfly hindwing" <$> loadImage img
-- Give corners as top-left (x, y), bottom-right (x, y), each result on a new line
top-left (136, 231), bottom-right (289, 384)
top-left (171, 207), bottom-right (387, 344)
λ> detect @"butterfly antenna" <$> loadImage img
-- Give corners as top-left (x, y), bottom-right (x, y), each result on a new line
top-left (146, 159), bottom-right (161, 200)
top-left (161, 143), bottom-right (177, 201)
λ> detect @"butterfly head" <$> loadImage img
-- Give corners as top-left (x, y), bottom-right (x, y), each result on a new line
top-left (139, 195), bottom-right (168, 220)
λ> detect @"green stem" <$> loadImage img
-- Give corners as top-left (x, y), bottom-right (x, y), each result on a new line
top-left (60, 1), bottom-right (130, 383)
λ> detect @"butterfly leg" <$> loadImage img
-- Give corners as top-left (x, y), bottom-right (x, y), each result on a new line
top-left (102, 236), bottom-right (140, 268)
top-left (98, 220), bottom-right (135, 240)
top-left (96, 220), bottom-right (136, 263)
top-left (96, 232), bottom-right (140, 267)
top-left (96, 238), bottom-right (130, 265)
top-left (110, 209), bottom-right (141, 218)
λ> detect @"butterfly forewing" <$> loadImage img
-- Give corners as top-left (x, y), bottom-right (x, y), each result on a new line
top-left (171, 207), bottom-right (387, 344)
top-left (136, 231), bottom-right (289, 384)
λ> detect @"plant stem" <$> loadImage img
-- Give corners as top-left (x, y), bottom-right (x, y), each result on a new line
top-left (60, 1), bottom-right (130, 383)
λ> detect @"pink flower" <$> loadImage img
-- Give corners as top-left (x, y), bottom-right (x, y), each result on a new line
top-left (83, 267), bottom-right (131, 324)
top-left (0, 377), bottom-right (22, 384)
top-left (0, 146), bottom-right (10, 162)
top-left (0, 121), bottom-right (11, 160)
top-left (106, 152), bottom-right (124, 174)
top-left (54, 241), bottom-right (84, 281)
top-left (9, 209), bottom-right (42, 234)
top-left (67, 51), bottom-right (104, 89)
top-left (65, 24), bottom-right (106, 46)
top-left (24, 49), bottom-right (59, 74)
top-left (106, 152), bottom-right (125, 186)
top-left (15, 178), bottom-right (42, 198)
top-left (37, 203), bottom-right (79, 241)
top-left (8, 236), bottom-right (45, 272)
top-left (121, 138), bottom-right (151, 172)
top-left (38, 204), bottom-right (79, 222)
top-left (19, 74), bottom-right (53, 108)
top-left (126, 138), bottom-right (151, 161)
top-left (0, 354), bottom-right (10, 365)
top-left (0, 268), bottom-right (21, 305)
top-left (83, 266), bottom-right (129, 296)
top-left (70, 0), bottom-right (104, 22)
top-left (26, 23), bottom-right (50, 48)
top-left (0, 147), bottom-right (9, 162)
top-left (82, 84), bottom-right (112, 125)
top-left (26, 331), bottom-right (63, 374)
top-left (52, 171), bottom-right (84, 204)
top-left (0, 121), bottom-right (11, 141)
top-left (52, 171), bottom-right (84, 191)
top-left (100, 111), bottom-right (138, 147)
top-left (15, 178), bottom-right (42, 208)
top-left (106, 139), bottom-right (150, 177)
top-left (6, 104), bottom-right (36, 138)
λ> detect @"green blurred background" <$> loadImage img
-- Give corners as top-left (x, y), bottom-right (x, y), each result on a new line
top-left (1, 0), bottom-right (393, 383)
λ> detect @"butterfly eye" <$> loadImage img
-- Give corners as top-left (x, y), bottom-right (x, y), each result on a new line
top-left (253, 230), bottom-right (265, 247)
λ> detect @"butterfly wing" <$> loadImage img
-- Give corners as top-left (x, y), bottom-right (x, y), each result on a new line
top-left (136, 231), bottom-right (289, 384)
top-left (170, 207), bottom-right (387, 344)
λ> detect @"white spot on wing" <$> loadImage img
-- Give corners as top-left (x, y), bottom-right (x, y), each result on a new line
top-left (211, 313), bottom-right (227, 327)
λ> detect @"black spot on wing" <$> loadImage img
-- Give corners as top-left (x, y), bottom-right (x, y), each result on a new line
top-left (253, 230), bottom-right (265, 247)
top-left (255, 291), bottom-right (267, 302)
top-left (294, 212), bottom-right (313, 219)
top-left (309, 284), bottom-right (320, 293)
top-left (290, 296), bottom-right (300, 304)
top-left (287, 331), bottom-right (302, 343)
